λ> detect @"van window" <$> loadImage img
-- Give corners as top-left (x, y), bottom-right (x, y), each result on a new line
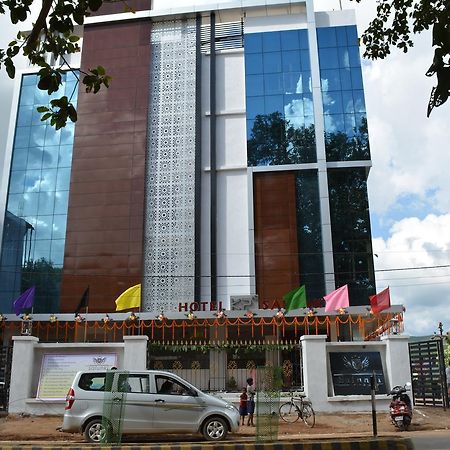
top-left (119, 374), bottom-right (150, 393)
top-left (78, 373), bottom-right (106, 391)
top-left (155, 376), bottom-right (194, 396)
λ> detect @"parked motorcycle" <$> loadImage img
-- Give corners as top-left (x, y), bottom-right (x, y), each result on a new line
top-left (389, 382), bottom-right (413, 431)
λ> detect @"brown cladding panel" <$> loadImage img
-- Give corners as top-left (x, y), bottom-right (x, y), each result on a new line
top-left (253, 172), bottom-right (300, 307)
top-left (60, 21), bottom-right (150, 313)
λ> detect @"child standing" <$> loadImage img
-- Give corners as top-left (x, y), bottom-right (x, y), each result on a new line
top-left (239, 387), bottom-right (248, 425)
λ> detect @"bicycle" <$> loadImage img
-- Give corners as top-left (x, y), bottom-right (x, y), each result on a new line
top-left (279, 391), bottom-right (315, 427)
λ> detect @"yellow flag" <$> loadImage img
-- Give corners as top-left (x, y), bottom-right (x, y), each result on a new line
top-left (115, 284), bottom-right (141, 311)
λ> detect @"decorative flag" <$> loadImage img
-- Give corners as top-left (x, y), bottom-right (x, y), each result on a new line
top-left (115, 284), bottom-right (141, 311)
top-left (324, 284), bottom-right (349, 312)
top-left (369, 287), bottom-right (391, 314)
top-left (13, 286), bottom-right (35, 316)
top-left (283, 285), bottom-right (307, 312)
top-left (74, 286), bottom-right (90, 315)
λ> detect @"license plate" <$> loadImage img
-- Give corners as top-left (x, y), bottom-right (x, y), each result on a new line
top-left (394, 416), bottom-right (403, 422)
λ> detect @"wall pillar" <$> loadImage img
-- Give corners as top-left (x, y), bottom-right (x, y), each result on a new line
top-left (300, 335), bottom-right (328, 411)
top-left (123, 335), bottom-right (148, 370)
top-left (381, 334), bottom-right (411, 390)
top-left (9, 336), bottom-right (39, 413)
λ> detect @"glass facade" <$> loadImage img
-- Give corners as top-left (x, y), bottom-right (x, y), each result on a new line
top-left (245, 29), bottom-right (316, 166)
top-left (328, 168), bottom-right (375, 305)
top-left (317, 26), bottom-right (370, 162)
top-left (0, 72), bottom-right (77, 313)
top-left (295, 170), bottom-right (325, 300)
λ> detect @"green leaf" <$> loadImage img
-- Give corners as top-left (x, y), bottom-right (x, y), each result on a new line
top-left (41, 113), bottom-right (52, 121)
top-left (36, 106), bottom-right (49, 113)
top-left (69, 35), bottom-right (80, 42)
top-left (4, 58), bottom-right (15, 79)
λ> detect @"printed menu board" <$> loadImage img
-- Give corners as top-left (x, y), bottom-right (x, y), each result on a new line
top-left (37, 353), bottom-right (118, 400)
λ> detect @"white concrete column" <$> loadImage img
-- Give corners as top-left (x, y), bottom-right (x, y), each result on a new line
top-left (381, 335), bottom-right (411, 390)
top-left (9, 335), bottom-right (39, 413)
top-left (300, 335), bottom-right (328, 410)
top-left (123, 335), bottom-right (148, 370)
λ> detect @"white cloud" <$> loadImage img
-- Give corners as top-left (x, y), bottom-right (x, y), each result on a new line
top-left (373, 214), bottom-right (450, 335)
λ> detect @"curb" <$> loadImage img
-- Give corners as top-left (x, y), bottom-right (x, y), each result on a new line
top-left (0, 439), bottom-right (415, 450)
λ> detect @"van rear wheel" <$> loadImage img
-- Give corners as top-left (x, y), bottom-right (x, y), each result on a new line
top-left (84, 418), bottom-right (108, 443)
top-left (202, 417), bottom-right (228, 441)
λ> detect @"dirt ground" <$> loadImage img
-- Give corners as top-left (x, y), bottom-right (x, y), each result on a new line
top-left (1, 407), bottom-right (449, 443)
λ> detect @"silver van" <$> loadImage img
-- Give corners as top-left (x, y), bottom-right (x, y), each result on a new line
top-left (62, 370), bottom-right (240, 443)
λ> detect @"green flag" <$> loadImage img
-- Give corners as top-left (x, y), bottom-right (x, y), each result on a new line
top-left (283, 285), bottom-right (307, 312)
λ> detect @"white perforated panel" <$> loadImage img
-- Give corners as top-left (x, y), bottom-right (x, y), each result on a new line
top-left (143, 20), bottom-right (197, 313)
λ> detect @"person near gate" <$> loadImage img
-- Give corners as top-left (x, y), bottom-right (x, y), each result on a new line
top-left (246, 377), bottom-right (256, 426)
top-left (239, 387), bottom-right (248, 426)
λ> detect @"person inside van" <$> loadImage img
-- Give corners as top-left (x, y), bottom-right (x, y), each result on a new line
top-left (159, 380), bottom-right (173, 394)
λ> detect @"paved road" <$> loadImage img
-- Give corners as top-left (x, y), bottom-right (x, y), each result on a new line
top-left (410, 430), bottom-right (450, 449)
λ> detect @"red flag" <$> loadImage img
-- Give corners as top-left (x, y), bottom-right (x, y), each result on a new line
top-left (369, 287), bottom-right (391, 314)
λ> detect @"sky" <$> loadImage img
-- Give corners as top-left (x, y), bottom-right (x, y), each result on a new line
top-left (0, 0), bottom-right (449, 336)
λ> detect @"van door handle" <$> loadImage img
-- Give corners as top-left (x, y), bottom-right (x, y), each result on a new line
top-left (155, 399), bottom-right (165, 403)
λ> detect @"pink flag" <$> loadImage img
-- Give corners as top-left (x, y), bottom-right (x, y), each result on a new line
top-left (369, 287), bottom-right (391, 314)
top-left (324, 285), bottom-right (349, 312)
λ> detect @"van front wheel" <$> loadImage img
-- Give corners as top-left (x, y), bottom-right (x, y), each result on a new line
top-left (202, 417), bottom-right (228, 441)
top-left (84, 418), bottom-right (108, 443)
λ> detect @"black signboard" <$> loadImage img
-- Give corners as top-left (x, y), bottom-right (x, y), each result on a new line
top-left (329, 351), bottom-right (387, 396)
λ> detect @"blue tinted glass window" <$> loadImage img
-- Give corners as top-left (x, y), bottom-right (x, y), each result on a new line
top-left (15, 127), bottom-right (30, 148)
top-left (6, 194), bottom-right (23, 216)
top-left (36, 216), bottom-right (52, 239)
top-left (319, 47), bottom-right (339, 69)
top-left (19, 86), bottom-right (35, 106)
top-left (34, 87), bottom-right (49, 105)
top-left (321, 69), bottom-right (341, 91)
top-left (11, 147), bottom-right (28, 170)
top-left (246, 119), bottom-right (255, 139)
top-left (299, 30), bottom-right (309, 50)
top-left (339, 68), bottom-right (352, 90)
top-left (56, 168), bottom-right (71, 190)
top-left (300, 50), bottom-right (310, 70)
top-left (60, 124), bottom-right (75, 146)
top-left (34, 240), bottom-right (51, 261)
top-left (27, 147), bottom-right (44, 169)
top-left (317, 28), bottom-right (337, 48)
top-left (303, 94), bottom-right (314, 116)
top-left (45, 126), bottom-right (61, 146)
top-left (324, 114), bottom-right (345, 133)
top-left (284, 72), bottom-right (302, 94)
top-left (263, 32), bottom-right (281, 52)
top-left (353, 90), bottom-right (366, 113)
top-left (24, 169), bottom-right (41, 192)
top-left (336, 27), bottom-right (347, 46)
top-left (52, 216), bottom-right (67, 239)
top-left (59, 145), bottom-right (73, 168)
top-left (348, 46), bottom-right (361, 67)
top-left (9, 171), bottom-right (26, 193)
top-left (246, 74), bottom-right (264, 96)
top-left (22, 74), bottom-right (37, 86)
top-left (284, 94), bottom-right (304, 118)
top-left (351, 67), bottom-right (363, 89)
top-left (42, 146), bottom-right (59, 169)
top-left (282, 51), bottom-right (301, 72)
top-left (54, 191), bottom-right (69, 215)
top-left (22, 192), bottom-right (39, 216)
top-left (323, 91), bottom-right (343, 114)
top-left (264, 95), bottom-right (284, 115)
top-left (263, 52), bottom-right (282, 73)
top-left (30, 125), bottom-right (46, 147)
top-left (281, 30), bottom-right (300, 50)
top-left (245, 53), bottom-right (263, 75)
top-left (346, 26), bottom-right (358, 46)
top-left (246, 96), bottom-right (265, 119)
top-left (38, 191), bottom-right (55, 215)
top-left (65, 80), bottom-right (78, 101)
top-left (344, 114), bottom-right (356, 135)
top-left (338, 47), bottom-right (350, 68)
top-left (40, 168), bottom-right (57, 192)
top-left (264, 73), bottom-right (283, 95)
top-left (245, 33), bottom-right (262, 53)
top-left (302, 72), bottom-right (312, 93)
top-left (342, 91), bottom-right (354, 113)
top-left (17, 106), bottom-right (33, 126)
top-left (50, 239), bottom-right (65, 265)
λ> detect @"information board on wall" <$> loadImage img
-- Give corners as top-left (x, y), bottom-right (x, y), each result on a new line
top-left (37, 353), bottom-right (118, 400)
top-left (329, 351), bottom-right (387, 396)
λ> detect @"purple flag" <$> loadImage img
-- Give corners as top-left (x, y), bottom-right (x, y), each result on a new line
top-left (13, 286), bottom-right (35, 315)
